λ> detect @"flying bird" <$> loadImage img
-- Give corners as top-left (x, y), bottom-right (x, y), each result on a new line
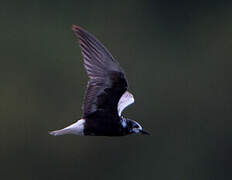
top-left (49, 25), bottom-right (149, 136)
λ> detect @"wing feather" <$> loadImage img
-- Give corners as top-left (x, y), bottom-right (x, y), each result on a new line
top-left (72, 25), bottom-right (128, 118)
top-left (117, 91), bottom-right (135, 116)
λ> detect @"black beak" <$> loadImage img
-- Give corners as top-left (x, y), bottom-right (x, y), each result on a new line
top-left (140, 130), bottom-right (150, 135)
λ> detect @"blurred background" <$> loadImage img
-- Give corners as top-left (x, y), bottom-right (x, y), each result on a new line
top-left (0, 0), bottom-right (231, 179)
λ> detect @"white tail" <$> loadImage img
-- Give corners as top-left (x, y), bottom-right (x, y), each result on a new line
top-left (49, 119), bottom-right (85, 136)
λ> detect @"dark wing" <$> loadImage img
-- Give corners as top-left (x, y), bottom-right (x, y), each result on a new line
top-left (72, 25), bottom-right (128, 119)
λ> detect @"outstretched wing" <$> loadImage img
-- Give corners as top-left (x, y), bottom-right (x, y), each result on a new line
top-left (72, 25), bottom-right (128, 118)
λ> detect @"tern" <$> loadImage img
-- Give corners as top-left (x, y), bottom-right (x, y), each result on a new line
top-left (49, 25), bottom-right (149, 136)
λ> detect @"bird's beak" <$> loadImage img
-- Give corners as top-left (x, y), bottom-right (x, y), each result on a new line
top-left (140, 130), bottom-right (150, 135)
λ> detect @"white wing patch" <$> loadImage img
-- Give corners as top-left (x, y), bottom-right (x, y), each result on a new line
top-left (117, 91), bottom-right (134, 116)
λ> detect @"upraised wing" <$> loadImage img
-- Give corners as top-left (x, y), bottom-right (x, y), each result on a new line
top-left (72, 25), bottom-right (128, 118)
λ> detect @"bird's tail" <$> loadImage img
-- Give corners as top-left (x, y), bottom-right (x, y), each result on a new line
top-left (49, 119), bottom-right (85, 136)
top-left (49, 128), bottom-right (69, 136)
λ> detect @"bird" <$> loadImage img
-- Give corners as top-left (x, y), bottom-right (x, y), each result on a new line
top-left (49, 25), bottom-right (149, 136)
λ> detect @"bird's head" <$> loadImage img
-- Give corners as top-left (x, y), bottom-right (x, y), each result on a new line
top-left (122, 118), bottom-right (150, 135)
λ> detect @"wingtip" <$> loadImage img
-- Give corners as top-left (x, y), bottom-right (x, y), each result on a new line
top-left (72, 24), bottom-right (79, 30)
top-left (72, 25), bottom-right (85, 33)
top-left (72, 25), bottom-right (87, 40)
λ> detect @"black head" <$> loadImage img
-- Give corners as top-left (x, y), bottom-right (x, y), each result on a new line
top-left (121, 118), bottom-right (150, 135)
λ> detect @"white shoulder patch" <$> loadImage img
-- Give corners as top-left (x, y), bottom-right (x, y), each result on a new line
top-left (117, 91), bottom-right (134, 116)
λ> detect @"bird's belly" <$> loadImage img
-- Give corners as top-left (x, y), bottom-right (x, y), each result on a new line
top-left (84, 120), bottom-right (123, 136)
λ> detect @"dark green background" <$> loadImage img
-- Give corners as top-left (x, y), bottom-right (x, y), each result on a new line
top-left (0, 0), bottom-right (231, 179)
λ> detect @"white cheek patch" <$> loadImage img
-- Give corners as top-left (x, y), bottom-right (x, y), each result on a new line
top-left (121, 119), bottom-right (127, 128)
top-left (132, 121), bottom-right (142, 133)
top-left (137, 124), bottom-right (142, 131)
top-left (133, 128), bottom-right (140, 133)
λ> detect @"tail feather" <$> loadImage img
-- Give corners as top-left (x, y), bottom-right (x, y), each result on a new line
top-left (49, 129), bottom-right (69, 136)
top-left (49, 119), bottom-right (85, 136)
